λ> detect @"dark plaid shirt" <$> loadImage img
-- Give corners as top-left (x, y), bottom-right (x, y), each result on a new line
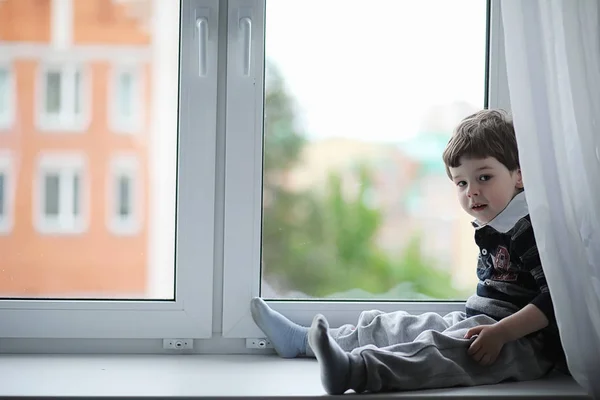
top-left (465, 191), bottom-right (565, 364)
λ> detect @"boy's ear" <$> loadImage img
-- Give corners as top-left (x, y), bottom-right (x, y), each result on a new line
top-left (515, 168), bottom-right (524, 189)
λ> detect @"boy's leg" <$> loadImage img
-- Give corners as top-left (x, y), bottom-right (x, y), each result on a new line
top-left (310, 314), bottom-right (554, 394)
top-left (251, 297), bottom-right (465, 358)
top-left (308, 315), bottom-right (352, 395)
top-left (330, 309), bottom-right (466, 351)
top-left (250, 298), bottom-right (308, 358)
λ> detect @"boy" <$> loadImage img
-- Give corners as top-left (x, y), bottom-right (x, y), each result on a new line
top-left (251, 109), bottom-right (563, 394)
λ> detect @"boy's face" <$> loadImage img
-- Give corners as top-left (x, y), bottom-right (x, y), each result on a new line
top-left (449, 156), bottom-right (523, 225)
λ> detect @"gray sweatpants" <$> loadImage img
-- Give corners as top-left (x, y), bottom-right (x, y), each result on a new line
top-left (320, 309), bottom-right (554, 393)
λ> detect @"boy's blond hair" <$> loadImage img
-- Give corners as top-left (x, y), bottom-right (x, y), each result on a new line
top-left (442, 109), bottom-right (520, 179)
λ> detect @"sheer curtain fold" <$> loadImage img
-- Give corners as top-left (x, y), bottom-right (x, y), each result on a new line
top-left (501, 1), bottom-right (600, 397)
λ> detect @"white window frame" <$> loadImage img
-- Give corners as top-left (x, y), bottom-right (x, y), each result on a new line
top-left (35, 152), bottom-right (88, 235)
top-left (0, 0), bottom-right (510, 351)
top-left (221, 0), bottom-right (510, 338)
top-left (488, 0), bottom-right (511, 111)
top-left (0, 0), bottom-right (220, 341)
top-left (37, 63), bottom-right (89, 132)
top-left (107, 154), bottom-right (142, 235)
top-left (0, 151), bottom-right (14, 234)
top-left (0, 63), bottom-right (15, 131)
top-left (108, 65), bottom-right (144, 134)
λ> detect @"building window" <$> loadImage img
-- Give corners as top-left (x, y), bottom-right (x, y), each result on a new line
top-left (43, 173), bottom-right (61, 217)
top-left (38, 65), bottom-right (87, 132)
top-left (0, 66), bottom-right (14, 130)
top-left (108, 155), bottom-right (141, 235)
top-left (118, 175), bottom-right (132, 218)
top-left (110, 67), bottom-right (143, 134)
top-left (0, 153), bottom-right (12, 233)
top-left (36, 153), bottom-right (87, 234)
top-left (118, 73), bottom-right (133, 117)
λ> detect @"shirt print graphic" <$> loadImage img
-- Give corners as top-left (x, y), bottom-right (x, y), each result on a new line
top-left (491, 245), bottom-right (518, 282)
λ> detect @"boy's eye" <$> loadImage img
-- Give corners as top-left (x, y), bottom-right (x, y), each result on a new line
top-left (479, 175), bottom-right (492, 182)
top-left (456, 181), bottom-right (467, 187)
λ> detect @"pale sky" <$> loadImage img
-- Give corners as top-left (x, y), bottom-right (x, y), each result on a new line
top-left (265, 0), bottom-right (487, 143)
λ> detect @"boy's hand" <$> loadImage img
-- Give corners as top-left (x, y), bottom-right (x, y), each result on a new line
top-left (464, 324), bottom-right (508, 366)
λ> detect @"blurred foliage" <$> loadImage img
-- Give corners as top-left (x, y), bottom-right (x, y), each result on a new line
top-left (261, 61), bottom-right (468, 300)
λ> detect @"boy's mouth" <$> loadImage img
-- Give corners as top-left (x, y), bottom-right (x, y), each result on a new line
top-left (471, 204), bottom-right (488, 212)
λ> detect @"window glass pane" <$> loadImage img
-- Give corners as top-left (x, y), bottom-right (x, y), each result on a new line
top-left (44, 174), bottom-right (60, 216)
top-left (74, 69), bottom-right (81, 115)
top-left (118, 73), bottom-right (133, 118)
top-left (45, 71), bottom-right (61, 114)
top-left (72, 173), bottom-right (80, 216)
top-left (1, 1), bottom-right (178, 300)
top-left (118, 175), bottom-right (131, 217)
top-left (0, 174), bottom-right (5, 216)
top-left (0, 69), bottom-right (7, 114)
top-left (261, 0), bottom-right (487, 300)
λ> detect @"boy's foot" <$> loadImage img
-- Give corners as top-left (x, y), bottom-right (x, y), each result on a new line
top-left (308, 314), bottom-right (351, 395)
top-left (250, 297), bottom-right (308, 358)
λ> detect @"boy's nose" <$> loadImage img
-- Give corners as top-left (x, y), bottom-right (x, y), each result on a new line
top-left (467, 185), bottom-right (480, 197)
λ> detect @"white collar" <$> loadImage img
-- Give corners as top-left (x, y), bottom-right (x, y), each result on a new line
top-left (472, 191), bottom-right (529, 233)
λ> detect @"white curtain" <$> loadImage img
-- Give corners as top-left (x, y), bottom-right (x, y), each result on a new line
top-left (501, 1), bottom-right (600, 397)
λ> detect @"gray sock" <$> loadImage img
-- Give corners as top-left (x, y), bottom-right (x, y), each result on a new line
top-left (250, 297), bottom-right (308, 358)
top-left (308, 314), bottom-right (351, 395)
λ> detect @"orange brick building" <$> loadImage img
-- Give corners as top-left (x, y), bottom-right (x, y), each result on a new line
top-left (0, 0), bottom-right (170, 298)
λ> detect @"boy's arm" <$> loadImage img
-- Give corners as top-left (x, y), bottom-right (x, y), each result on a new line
top-left (464, 304), bottom-right (548, 364)
top-left (464, 303), bottom-right (549, 365)
top-left (493, 303), bottom-right (548, 342)
top-left (511, 217), bottom-right (557, 331)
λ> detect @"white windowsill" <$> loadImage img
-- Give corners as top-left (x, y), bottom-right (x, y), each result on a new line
top-left (0, 354), bottom-right (590, 399)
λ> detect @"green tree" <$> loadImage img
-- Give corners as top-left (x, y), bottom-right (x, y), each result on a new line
top-left (261, 61), bottom-right (312, 289)
top-left (262, 61), bottom-right (468, 300)
top-left (275, 164), bottom-right (465, 299)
